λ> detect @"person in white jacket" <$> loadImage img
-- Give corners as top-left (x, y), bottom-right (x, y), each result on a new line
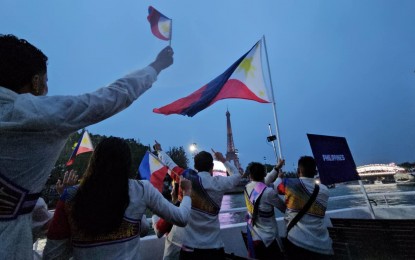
top-left (0, 34), bottom-right (173, 259)
top-left (274, 156), bottom-right (333, 259)
top-left (244, 160), bottom-right (286, 259)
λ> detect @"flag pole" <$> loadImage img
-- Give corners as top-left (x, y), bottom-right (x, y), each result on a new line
top-left (262, 35), bottom-right (283, 160)
top-left (268, 124), bottom-right (278, 161)
top-left (169, 19), bottom-right (173, 46)
top-left (358, 180), bottom-right (376, 219)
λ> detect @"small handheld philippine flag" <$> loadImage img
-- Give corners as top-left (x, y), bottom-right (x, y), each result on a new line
top-left (139, 151), bottom-right (169, 192)
top-left (147, 6), bottom-right (172, 41)
top-left (66, 131), bottom-right (94, 166)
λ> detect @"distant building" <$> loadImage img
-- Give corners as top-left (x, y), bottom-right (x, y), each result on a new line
top-left (356, 163), bottom-right (405, 183)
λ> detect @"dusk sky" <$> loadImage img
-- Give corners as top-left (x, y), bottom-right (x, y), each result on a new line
top-left (3, 0), bottom-right (414, 171)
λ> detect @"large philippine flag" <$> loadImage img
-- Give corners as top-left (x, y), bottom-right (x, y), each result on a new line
top-left (66, 131), bottom-right (94, 166)
top-left (147, 6), bottom-right (171, 41)
top-left (139, 151), bottom-right (169, 192)
top-left (153, 40), bottom-right (271, 117)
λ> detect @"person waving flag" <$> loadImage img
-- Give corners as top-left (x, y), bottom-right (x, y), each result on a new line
top-left (147, 6), bottom-right (172, 42)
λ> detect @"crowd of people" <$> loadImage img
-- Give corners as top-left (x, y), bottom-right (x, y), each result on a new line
top-left (0, 34), bottom-right (333, 260)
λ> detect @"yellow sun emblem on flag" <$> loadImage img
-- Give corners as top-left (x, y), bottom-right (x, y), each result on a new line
top-left (151, 157), bottom-right (161, 166)
top-left (237, 57), bottom-right (256, 78)
top-left (161, 23), bottom-right (170, 34)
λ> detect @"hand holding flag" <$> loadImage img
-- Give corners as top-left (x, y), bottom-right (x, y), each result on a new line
top-left (153, 140), bottom-right (162, 152)
top-left (179, 176), bottom-right (192, 197)
top-left (212, 149), bottom-right (226, 163)
top-left (150, 46), bottom-right (174, 74)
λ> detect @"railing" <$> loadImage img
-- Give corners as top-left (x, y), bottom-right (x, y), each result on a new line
top-left (357, 172), bottom-right (396, 176)
top-left (218, 190), bottom-right (415, 216)
top-left (46, 191), bottom-right (415, 221)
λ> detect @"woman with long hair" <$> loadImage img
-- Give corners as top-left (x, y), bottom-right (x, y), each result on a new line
top-left (43, 137), bottom-right (192, 259)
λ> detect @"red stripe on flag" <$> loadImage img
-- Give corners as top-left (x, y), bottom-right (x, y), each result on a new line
top-left (153, 85), bottom-right (208, 115)
top-left (76, 147), bottom-right (94, 155)
top-left (209, 79), bottom-right (270, 105)
top-left (150, 166), bottom-right (168, 192)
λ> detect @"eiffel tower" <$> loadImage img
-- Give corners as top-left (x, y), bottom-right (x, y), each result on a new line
top-left (225, 109), bottom-right (242, 172)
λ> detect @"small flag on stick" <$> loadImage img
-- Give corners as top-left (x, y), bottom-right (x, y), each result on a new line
top-left (66, 131), bottom-right (94, 166)
top-left (147, 6), bottom-right (172, 41)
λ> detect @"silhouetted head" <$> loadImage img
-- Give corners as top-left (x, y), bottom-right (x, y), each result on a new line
top-left (85, 137), bottom-right (132, 179)
top-left (194, 151), bottom-right (214, 172)
top-left (0, 34), bottom-right (48, 95)
top-left (246, 162), bottom-right (266, 182)
top-left (297, 156), bottom-right (317, 178)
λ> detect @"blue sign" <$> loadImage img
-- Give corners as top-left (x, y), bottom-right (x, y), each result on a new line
top-left (307, 134), bottom-right (360, 185)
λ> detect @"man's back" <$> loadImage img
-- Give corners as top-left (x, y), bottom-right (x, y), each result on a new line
top-left (245, 181), bottom-right (285, 247)
top-left (168, 164), bottom-right (240, 249)
top-left (280, 177), bottom-right (333, 255)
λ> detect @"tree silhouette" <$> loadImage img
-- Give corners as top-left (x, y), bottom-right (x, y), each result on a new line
top-left (167, 146), bottom-right (189, 169)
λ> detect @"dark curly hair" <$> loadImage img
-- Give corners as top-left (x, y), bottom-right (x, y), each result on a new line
top-left (71, 137), bottom-right (131, 236)
top-left (0, 34), bottom-right (48, 92)
top-left (246, 162), bottom-right (266, 181)
top-left (194, 151), bottom-right (214, 172)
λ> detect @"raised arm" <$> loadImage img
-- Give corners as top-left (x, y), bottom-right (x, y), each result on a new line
top-left (212, 149), bottom-right (239, 176)
top-left (264, 159), bottom-right (285, 185)
top-left (153, 140), bottom-right (185, 181)
top-left (143, 178), bottom-right (191, 227)
top-left (211, 149), bottom-right (242, 190)
top-left (29, 47), bottom-right (174, 135)
top-left (149, 46), bottom-right (174, 74)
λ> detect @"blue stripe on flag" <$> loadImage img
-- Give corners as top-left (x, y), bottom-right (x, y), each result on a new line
top-left (138, 152), bottom-right (151, 180)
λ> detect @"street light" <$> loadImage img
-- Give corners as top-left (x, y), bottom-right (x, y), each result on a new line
top-left (189, 143), bottom-right (197, 152)
top-left (189, 143), bottom-right (197, 158)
